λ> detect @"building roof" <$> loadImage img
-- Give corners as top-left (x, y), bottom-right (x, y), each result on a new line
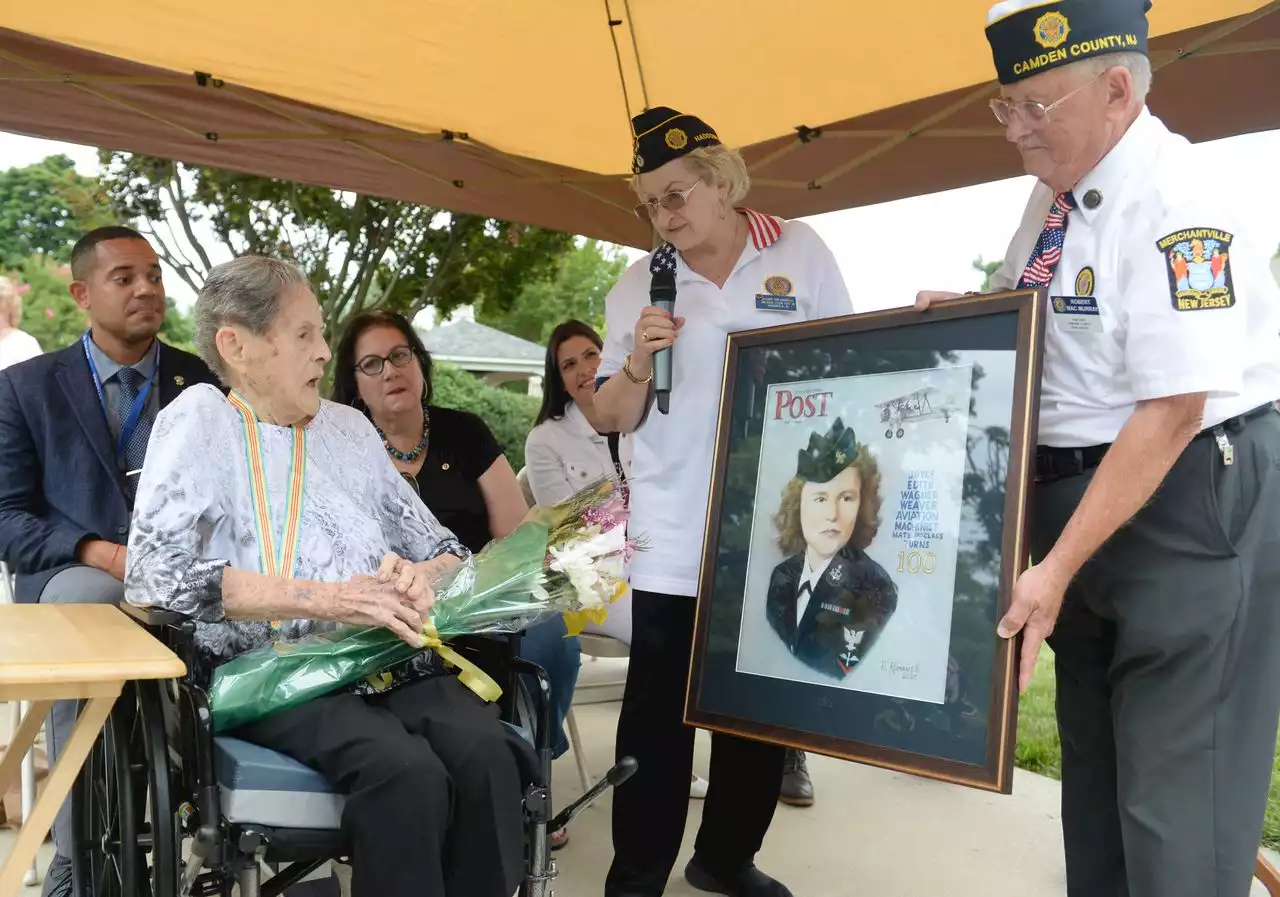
top-left (419, 320), bottom-right (545, 375)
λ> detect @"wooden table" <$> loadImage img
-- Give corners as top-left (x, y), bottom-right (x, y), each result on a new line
top-left (0, 604), bottom-right (184, 897)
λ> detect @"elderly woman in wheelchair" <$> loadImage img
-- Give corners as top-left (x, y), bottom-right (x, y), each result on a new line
top-left (120, 255), bottom-right (527, 897)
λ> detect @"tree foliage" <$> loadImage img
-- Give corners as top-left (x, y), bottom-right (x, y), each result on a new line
top-left (430, 363), bottom-right (539, 470)
top-left (96, 153), bottom-right (575, 343)
top-left (475, 239), bottom-right (627, 343)
top-left (972, 256), bottom-right (1003, 293)
top-left (0, 155), bottom-right (116, 268)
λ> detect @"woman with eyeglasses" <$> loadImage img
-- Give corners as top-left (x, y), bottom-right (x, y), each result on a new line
top-left (593, 108), bottom-right (855, 897)
top-left (332, 311), bottom-right (583, 848)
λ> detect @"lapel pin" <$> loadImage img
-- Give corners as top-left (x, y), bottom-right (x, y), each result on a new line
top-left (174, 375), bottom-right (185, 387)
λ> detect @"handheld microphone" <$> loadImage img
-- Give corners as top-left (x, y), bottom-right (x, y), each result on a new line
top-left (650, 270), bottom-right (677, 415)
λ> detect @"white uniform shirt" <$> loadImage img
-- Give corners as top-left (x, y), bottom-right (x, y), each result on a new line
top-left (796, 555), bottom-right (835, 624)
top-left (599, 211), bottom-right (854, 598)
top-left (991, 108), bottom-right (1280, 447)
top-left (524, 402), bottom-right (633, 507)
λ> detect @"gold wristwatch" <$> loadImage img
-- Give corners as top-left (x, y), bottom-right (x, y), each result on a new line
top-left (622, 354), bottom-right (653, 385)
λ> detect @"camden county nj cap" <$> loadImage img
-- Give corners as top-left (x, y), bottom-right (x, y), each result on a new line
top-left (630, 106), bottom-right (721, 175)
top-left (985, 0), bottom-right (1151, 85)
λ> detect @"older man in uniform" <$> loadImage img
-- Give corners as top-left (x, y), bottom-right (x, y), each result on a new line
top-left (918, 2), bottom-right (1280, 895)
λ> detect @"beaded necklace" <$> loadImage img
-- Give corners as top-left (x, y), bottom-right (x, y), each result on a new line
top-left (377, 399), bottom-right (430, 462)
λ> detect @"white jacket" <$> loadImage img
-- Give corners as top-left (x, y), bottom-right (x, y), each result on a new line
top-left (523, 401), bottom-right (634, 643)
top-left (523, 402), bottom-right (632, 506)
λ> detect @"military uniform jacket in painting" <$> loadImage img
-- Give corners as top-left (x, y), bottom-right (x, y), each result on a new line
top-left (764, 544), bottom-right (898, 680)
top-left (990, 107), bottom-right (1280, 448)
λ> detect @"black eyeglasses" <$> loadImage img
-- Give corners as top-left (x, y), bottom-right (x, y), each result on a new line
top-left (356, 345), bottom-right (416, 377)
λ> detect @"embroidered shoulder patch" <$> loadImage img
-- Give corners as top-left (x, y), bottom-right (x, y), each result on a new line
top-left (1156, 228), bottom-right (1236, 311)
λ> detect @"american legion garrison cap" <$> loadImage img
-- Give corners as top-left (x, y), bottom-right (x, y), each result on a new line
top-left (797, 418), bottom-right (860, 484)
top-left (631, 106), bottom-right (722, 175)
top-left (985, 0), bottom-right (1151, 85)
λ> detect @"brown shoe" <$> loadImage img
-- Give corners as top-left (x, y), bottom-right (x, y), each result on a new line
top-left (778, 749), bottom-right (813, 807)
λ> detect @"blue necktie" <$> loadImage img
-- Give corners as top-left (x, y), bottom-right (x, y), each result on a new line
top-left (115, 367), bottom-right (152, 484)
top-left (1018, 191), bottom-right (1076, 289)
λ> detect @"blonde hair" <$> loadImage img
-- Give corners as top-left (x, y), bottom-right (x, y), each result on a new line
top-left (0, 277), bottom-right (22, 328)
top-left (631, 144), bottom-right (752, 206)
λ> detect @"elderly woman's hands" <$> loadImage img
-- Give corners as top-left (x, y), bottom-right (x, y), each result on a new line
top-left (328, 553), bottom-right (438, 647)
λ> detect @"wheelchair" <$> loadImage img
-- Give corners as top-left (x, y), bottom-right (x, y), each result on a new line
top-left (71, 603), bottom-right (637, 897)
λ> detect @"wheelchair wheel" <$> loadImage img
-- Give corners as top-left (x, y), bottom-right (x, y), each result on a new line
top-left (74, 682), bottom-right (179, 897)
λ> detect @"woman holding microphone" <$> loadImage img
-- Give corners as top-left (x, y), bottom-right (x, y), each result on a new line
top-left (594, 107), bottom-right (854, 897)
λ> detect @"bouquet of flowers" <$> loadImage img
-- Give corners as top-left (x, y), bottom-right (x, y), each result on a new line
top-left (208, 477), bottom-right (636, 732)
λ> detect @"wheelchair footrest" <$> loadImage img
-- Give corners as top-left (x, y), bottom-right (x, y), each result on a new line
top-left (549, 756), bottom-right (638, 832)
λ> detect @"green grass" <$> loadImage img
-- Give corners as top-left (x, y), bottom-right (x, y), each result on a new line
top-left (1014, 647), bottom-right (1280, 850)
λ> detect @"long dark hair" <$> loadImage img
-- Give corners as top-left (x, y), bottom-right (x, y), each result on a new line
top-left (535, 319), bottom-right (604, 426)
top-left (331, 310), bottom-right (434, 410)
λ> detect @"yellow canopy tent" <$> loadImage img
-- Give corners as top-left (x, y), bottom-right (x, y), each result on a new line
top-left (0, 1), bottom-right (1276, 248)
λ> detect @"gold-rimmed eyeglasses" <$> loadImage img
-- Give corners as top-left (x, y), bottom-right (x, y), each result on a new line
top-left (632, 181), bottom-right (700, 221)
top-left (989, 71), bottom-right (1105, 127)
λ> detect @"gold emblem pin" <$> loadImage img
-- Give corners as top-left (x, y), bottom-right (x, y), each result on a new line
top-left (173, 375), bottom-right (185, 387)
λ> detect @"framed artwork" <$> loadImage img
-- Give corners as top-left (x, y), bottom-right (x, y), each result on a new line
top-left (684, 290), bottom-right (1046, 793)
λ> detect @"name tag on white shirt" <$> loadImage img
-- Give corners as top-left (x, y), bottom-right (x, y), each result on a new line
top-left (1051, 295), bottom-right (1103, 333)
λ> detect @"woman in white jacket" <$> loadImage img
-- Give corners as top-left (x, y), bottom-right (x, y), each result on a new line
top-left (525, 320), bottom-right (634, 639)
top-left (524, 320), bottom-right (708, 800)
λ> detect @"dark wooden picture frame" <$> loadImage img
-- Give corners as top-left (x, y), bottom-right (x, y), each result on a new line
top-left (684, 289), bottom-right (1046, 794)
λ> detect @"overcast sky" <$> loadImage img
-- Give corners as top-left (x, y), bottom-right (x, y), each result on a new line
top-left (3, 124), bottom-right (1278, 316)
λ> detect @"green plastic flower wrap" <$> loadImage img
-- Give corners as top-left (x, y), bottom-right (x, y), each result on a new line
top-left (208, 478), bottom-right (634, 733)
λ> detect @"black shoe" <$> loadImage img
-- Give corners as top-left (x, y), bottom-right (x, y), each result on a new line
top-left (684, 856), bottom-right (794, 897)
top-left (779, 748), bottom-right (814, 807)
top-left (41, 854), bottom-right (73, 897)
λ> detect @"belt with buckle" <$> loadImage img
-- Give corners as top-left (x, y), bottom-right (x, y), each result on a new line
top-left (1035, 402), bottom-right (1277, 483)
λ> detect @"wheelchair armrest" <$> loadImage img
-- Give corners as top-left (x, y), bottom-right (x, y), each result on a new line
top-left (120, 601), bottom-right (189, 629)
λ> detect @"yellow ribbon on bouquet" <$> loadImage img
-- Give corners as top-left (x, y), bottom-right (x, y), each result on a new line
top-left (363, 619), bottom-right (503, 703)
top-left (423, 619), bottom-right (504, 703)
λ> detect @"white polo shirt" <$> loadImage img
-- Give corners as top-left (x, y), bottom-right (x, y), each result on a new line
top-left (599, 211), bottom-right (853, 598)
top-left (991, 108), bottom-right (1280, 447)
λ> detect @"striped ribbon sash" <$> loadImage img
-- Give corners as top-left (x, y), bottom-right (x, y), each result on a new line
top-left (228, 391), bottom-right (307, 633)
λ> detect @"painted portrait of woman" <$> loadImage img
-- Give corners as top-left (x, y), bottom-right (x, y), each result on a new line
top-left (765, 418), bottom-right (899, 680)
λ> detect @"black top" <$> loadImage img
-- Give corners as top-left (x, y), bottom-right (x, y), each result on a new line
top-left (410, 405), bottom-right (504, 554)
top-left (764, 544), bottom-right (899, 680)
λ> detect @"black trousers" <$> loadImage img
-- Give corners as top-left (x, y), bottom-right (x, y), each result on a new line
top-left (1034, 410), bottom-right (1280, 897)
top-left (236, 675), bottom-right (524, 897)
top-left (606, 590), bottom-right (785, 896)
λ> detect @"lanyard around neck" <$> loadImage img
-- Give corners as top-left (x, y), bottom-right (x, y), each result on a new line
top-left (81, 331), bottom-right (159, 460)
top-left (227, 391), bottom-right (308, 621)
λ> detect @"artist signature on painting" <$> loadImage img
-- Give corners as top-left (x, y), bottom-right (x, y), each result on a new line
top-left (881, 661), bottom-right (921, 681)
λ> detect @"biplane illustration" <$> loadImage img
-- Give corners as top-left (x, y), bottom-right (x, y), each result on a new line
top-left (875, 387), bottom-right (954, 439)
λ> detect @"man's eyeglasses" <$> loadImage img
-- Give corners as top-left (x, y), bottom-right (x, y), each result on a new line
top-left (632, 181), bottom-right (700, 221)
top-left (989, 71), bottom-right (1105, 127)
top-left (356, 345), bottom-right (416, 377)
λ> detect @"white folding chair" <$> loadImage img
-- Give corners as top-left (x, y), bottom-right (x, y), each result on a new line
top-left (564, 633), bottom-right (631, 793)
top-left (0, 560), bottom-right (39, 886)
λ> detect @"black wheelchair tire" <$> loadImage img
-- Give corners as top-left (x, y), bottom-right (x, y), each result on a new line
top-left (71, 682), bottom-right (179, 897)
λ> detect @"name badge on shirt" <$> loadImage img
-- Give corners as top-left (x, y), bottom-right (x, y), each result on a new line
top-left (1051, 295), bottom-right (1103, 333)
top-left (756, 274), bottom-right (797, 312)
top-left (756, 294), bottom-right (797, 312)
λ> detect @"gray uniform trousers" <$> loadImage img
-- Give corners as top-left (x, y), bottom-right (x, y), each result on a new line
top-left (1032, 408), bottom-right (1280, 897)
top-left (37, 565), bottom-right (124, 893)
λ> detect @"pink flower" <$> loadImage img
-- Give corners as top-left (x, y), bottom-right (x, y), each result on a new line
top-left (44, 307), bottom-right (54, 319)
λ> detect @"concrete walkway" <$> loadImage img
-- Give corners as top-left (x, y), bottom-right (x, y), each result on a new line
top-left (5, 677), bottom-right (1275, 896)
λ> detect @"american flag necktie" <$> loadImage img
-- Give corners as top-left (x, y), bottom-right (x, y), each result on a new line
top-left (1017, 191), bottom-right (1077, 289)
